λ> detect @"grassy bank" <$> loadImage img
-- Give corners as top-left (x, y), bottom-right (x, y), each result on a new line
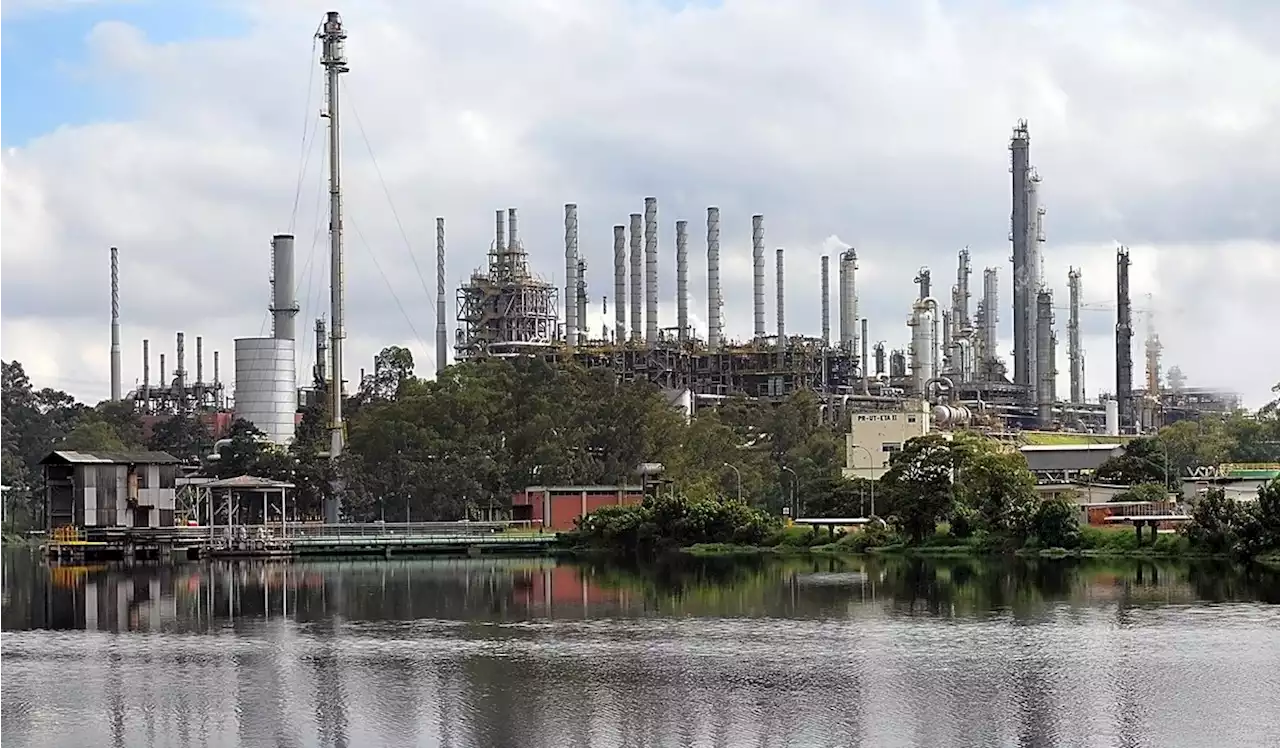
top-left (680, 524), bottom-right (1240, 561)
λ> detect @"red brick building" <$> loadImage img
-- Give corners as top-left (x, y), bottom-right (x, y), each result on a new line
top-left (511, 485), bottom-right (645, 531)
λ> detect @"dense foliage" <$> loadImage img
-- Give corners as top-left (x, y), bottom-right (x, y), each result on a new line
top-left (2, 352), bottom-right (848, 527)
top-left (567, 492), bottom-right (776, 555)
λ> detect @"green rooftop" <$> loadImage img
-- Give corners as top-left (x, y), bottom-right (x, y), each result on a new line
top-left (1018, 432), bottom-right (1136, 446)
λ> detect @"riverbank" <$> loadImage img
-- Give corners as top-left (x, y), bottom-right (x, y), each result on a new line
top-left (678, 525), bottom-right (1249, 561)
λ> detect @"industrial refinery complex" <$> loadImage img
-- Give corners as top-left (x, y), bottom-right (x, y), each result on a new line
top-left (101, 12), bottom-right (1241, 477)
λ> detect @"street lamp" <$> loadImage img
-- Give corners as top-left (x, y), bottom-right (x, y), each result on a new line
top-left (849, 445), bottom-right (876, 518)
top-left (781, 466), bottom-right (798, 518)
top-left (722, 463), bottom-right (742, 502)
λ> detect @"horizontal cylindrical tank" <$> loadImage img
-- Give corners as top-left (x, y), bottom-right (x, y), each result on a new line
top-left (932, 404), bottom-right (972, 428)
top-left (233, 337), bottom-right (297, 445)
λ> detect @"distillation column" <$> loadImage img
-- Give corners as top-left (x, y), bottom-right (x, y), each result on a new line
top-left (564, 204), bottom-right (578, 350)
top-left (1068, 267), bottom-right (1082, 403)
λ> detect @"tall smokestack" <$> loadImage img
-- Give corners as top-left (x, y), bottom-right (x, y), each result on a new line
top-left (213, 350), bottom-right (220, 407)
top-left (436, 217), bottom-right (447, 374)
top-left (613, 225), bottom-right (627, 344)
top-left (564, 204), bottom-right (579, 349)
top-left (507, 208), bottom-right (519, 253)
top-left (751, 215), bottom-right (765, 339)
top-left (1068, 267), bottom-right (1082, 403)
top-left (629, 213), bottom-right (642, 343)
top-left (314, 318), bottom-right (327, 389)
top-left (175, 332), bottom-right (186, 393)
top-left (861, 319), bottom-right (870, 382)
top-left (1010, 120), bottom-right (1033, 398)
top-left (159, 353), bottom-right (166, 392)
top-left (676, 219), bottom-right (689, 344)
top-left (577, 257), bottom-right (588, 346)
top-left (109, 247), bottom-right (121, 401)
top-left (776, 248), bottom-right (786, 363)
top-left (271, 234), bottom-right (298, 341)
top-left (706, 207), bottom-right (722, 351)
top-left (1116, 246), bottom-right (1133, 431)
top-left (495, 209), bottom-right (506, 253)
top-left (820, 255), bottom-right (830, 346)
top-left (644, 197), bottom-right (658, 346)
top-left (838, 249), bottom-right (858, 352)
top-left (1036, 289), bottom-right (1055, 427)
top-left (141, 339), bottom-right (150, 412)
top-left (195, 336), bottom-right (204, 386)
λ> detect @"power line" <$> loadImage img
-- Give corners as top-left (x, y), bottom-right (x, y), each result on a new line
top-left (341, 78), bottom-right (436, 322)
top-left (347, 214), bottom-right (431, 362)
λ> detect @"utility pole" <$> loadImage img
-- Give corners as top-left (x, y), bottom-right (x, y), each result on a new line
top-left (320, 11), bottom-right (349, 523)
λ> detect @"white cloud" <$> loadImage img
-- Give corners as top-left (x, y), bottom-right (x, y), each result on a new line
top-left (2, 0), bottom-right (1278, 408)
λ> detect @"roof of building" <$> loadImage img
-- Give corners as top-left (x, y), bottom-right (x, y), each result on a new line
top-left (1020, 443), bottom-right (1125, 452)
top-left (40, 450), bottom-right (180, 466)
top-left (1021, 444), bottom-right (1124, 473)
top-left (1020, 432), bottom-right (1136, 446)
top-left (202, 475), bottom-right (295, 490)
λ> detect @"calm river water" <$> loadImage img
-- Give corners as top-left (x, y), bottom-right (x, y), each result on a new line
top-left (3, 551), bottom-right (1280, 748)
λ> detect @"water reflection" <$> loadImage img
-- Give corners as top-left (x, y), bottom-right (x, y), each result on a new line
top-left (2, 552), bottom-right (1279, 748)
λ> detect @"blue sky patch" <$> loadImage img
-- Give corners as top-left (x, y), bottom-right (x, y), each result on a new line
top-left (1, 0), bottom-right (247, 146)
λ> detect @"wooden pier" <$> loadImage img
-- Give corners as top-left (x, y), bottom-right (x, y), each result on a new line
top-left (44, 522), bottom-right (558, 561)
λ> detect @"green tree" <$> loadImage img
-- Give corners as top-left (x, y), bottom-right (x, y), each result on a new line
top-left (1182, 488), bottom-right (1245, 554)
top-left (1113, 482), bottom-right (1168, 503)
top-left (58, 420), bottom-right (127, 452)
top-left (1094, 438), bottom-right (1169, 487)
top-left (1028, 496), bottom-right (1081, 548)
top-left (952, 433), bottom-right (1037, 538)
top-left (881, 434), bottom-right (954, 544)
top-left (148, 415), bottom-right (211, 462)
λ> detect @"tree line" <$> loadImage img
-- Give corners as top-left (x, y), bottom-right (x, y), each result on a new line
top-left (4, 350), bottom-right (1278, 557)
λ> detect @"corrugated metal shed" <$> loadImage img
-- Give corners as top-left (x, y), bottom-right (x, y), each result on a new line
top-left (39, 450), bottom-right (180, 465)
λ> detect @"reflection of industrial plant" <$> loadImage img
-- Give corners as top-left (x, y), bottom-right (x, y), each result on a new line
top-left (12, 559), bottom-right (638, 632)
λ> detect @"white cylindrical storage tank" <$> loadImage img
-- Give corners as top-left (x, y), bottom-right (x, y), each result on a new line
top-left (234, 337), bottom-right (297, 445)
top-left (1105, 398), bottom-right (1120, 436)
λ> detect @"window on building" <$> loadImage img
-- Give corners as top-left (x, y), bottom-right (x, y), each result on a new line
top-left (882, 442), bottom-right (901, 453)
top-left (907, 416), bottom-right (917, 423)
top-left (159, 466), bottom-right (177, 489)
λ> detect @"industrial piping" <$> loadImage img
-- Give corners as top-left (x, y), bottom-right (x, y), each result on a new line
top-left (644, 197), bottom-right (658, 346)
top-left (564, 204), bottom-right (579, 350)
top-left (752, 215), bottom-right (765, 339)
top-left (436, 217), bottom-right (447, 374)
top-left (706, 207), bottom-right (722, 351)
top-left (629, 213), bottom-right (642, 343)
top-left (109, 247), bottom-right (121, 401)
top-left (676, 219), bottom-right (689, 344)
top-left (613, 225), bottom-right (626, 344)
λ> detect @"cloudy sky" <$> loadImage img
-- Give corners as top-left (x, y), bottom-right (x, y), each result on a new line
top-left (3, 0), bottom-right (1278, 409)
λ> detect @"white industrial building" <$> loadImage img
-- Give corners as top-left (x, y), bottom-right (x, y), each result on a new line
top-left (842, 400), bottom-right (932, 481)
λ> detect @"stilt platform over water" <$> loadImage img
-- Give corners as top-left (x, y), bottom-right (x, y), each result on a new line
top-left (43, 522), bottom-right (557, 561)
